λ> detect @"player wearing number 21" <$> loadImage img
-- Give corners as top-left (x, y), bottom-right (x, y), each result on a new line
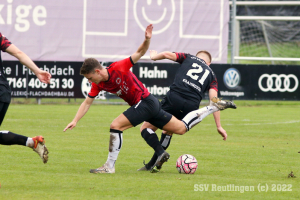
top-left (63, 24), bottom-right (236, 174)
top-left (139, 50), bottom-right (233, 172)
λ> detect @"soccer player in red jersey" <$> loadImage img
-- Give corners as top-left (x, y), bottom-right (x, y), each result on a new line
top-left (0, 33), bottom-right (50, 163)
top-left (64, 24), bottom-right (236, 173)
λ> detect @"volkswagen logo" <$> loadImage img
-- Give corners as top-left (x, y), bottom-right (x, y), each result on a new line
top-left (223, 68), bottom-right (241, 89)
top-left (258, 74), bottom-right (299, 92)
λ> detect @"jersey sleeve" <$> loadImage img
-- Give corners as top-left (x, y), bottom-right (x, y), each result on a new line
top-left (209, 75), bottom-right (218, 92)
top-left (110, 57), bottom-right (134, 72)
top-left (88, 82), bottom-right (101, 98)
top-left (0, 33), bottom-right (12, 52)
top-left (174, 52), bottom-right (188, 64)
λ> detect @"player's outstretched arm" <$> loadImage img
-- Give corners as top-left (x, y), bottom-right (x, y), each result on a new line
top-left (64, 97), bottom-right (94, 132)
top-left (131, 24), bottom-right (153, 64)
top-left (209, 88), bottom-right (227, 141)
top-left (5, 44), bottom-right (51, 84)
top-left (150, 50), bottom-right (177, 61)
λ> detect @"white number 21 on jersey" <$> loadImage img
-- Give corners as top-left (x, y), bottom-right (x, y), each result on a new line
top-left (186, 63), bottom-right (210, 85)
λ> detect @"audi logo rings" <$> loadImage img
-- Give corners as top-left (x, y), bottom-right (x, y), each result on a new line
top-left (258, 74), bottom-right (299, 92)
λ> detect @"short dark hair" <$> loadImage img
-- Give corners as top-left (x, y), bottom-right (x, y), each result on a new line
top-left (80, 58), bottom-right (102, 75)
top-left (195, 50), bottom-right (212, 63)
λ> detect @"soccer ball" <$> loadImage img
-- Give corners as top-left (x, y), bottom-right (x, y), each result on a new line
top-left (176, 154), bottom-right (198, 174)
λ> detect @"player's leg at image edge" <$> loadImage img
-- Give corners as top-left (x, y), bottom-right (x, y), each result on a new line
top-left (0, 131), bottom-right (49, 163)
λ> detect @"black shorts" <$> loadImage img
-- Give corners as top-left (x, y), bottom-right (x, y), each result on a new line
top-left (161, 90), bottom-right (200, 120)
top-left (0, 102), bottom-right (10, 126)
top-left (123, 94), bottom-right (172, 129)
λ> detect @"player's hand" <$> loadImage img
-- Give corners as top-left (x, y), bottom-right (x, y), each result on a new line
top-left (36, 70), bottom-right (52, 84)
top-left (145, 24), bottom-right (153, 40)
top-left (64, 121), bottom-right (77, 132)
top-left (149, 50), bottom-right (158, 60)
top-left (217, 126), bottom-right (227, 141)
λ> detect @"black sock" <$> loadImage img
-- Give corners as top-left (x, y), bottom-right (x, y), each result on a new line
top-left (141, 128), bottom-right (165, 157)
top-left (147, 133), bottom-right (173, 168)
top-left (0, 131), bottom-right (28, 146)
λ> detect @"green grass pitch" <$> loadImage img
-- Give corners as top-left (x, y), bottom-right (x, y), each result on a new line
top-left (0, 101), bottom-right (299, 199)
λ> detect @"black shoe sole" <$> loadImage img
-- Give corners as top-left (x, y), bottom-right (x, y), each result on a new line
top-left (150, 152), bottom-right (170, 173)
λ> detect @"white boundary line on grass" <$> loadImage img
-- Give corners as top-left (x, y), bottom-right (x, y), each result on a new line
top-left (227, 120), bottom-right (300, 126)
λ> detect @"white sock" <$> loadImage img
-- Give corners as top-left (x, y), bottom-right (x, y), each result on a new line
top-left (26, 137), bottom-right (34, 148)
top-left (182, 106), bottom-right (219, 131)
top-left (161, 135), bottom-right (171, 148)
top-left (106, 131), bottom-right (123, 168)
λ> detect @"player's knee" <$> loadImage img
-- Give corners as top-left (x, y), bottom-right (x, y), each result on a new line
top-left (176, 125), bottom-right (187, 135)
top-left (110, 122), bottom-right (120, 130)
top-left (140, 124), bottom-right (146, 132)
top-left (177, 129), bottom-right (186, 135)
top-left (171, 128), bottom-right (185, 135)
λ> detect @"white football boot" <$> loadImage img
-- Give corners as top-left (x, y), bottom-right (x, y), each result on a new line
top-left (32, 136), bottom-right (49, 164)
top-left (90, 162), bottom-right (115, 174)
top-left (210, 97), bottom-right (237, 110)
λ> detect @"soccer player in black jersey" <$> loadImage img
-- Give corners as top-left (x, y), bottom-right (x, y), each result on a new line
top-left (138, 50), bottom-right (233, 172)
top-left (0, 33), bottom-right (51, 163)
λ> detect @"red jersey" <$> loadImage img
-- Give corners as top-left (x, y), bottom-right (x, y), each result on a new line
top-left (0, 33), bottom-right (12, 82)
top-left (0, 33), bottom-right (11, 52)
top-left (0, 33), bottom-right (12, 103)
top-left (88, 57), bottom-right (150, 106)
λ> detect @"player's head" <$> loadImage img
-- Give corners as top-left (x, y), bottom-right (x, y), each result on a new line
top-left (195, 50), bottom-right (212, 66)
top-left (80, 58), bottom-right (103, 75)
top-left (81, 58), bottom-right (104, 84)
